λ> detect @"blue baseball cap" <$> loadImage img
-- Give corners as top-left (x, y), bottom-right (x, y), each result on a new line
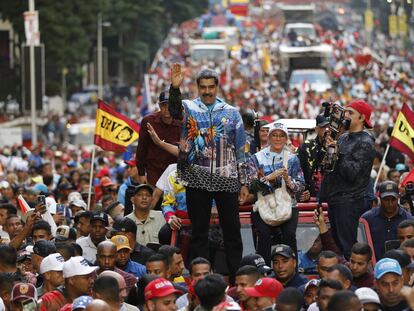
top-left (72, 295), bottom-right (93, 310)
top-left (32, 183), bottom-right (49, 194)
top-left (374, 258), bottom-right (402, 279)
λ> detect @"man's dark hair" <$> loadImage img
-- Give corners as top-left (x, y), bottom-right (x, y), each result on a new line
top-left (0, 272), bottom-right (15, 294)
top-left (398, 219), bottom-right (414, 229)
top-left (401, 239), bottom-right (414, 248)
top-left (327, 264), bottom-right (353, 282)
top-left (235, 265), bottom-right (260, 279)
top-left (327, 290), bottom-right (359, 311)
top-left (32, 220), bottom-right (52, 235)
top-left (351, 242), bottom-right (372, 261)
top-left (55, 243), bottom-right (76, 260)
top-left (71, 243), bottom-right (83, 256)
top-left (146, 253), bottom-right (168, 267)
top-left (196, 68), bottom-right (219, 86)
top-left (276, 288), bottom-right (304, 311)
top-left (93, 275), bottom-right (120, 303)
top-left (127, 274), bottom-right (159, 307)
top-left (0, 245), bottom-right (17, 267)
top-left (0, 203), bottom-right (17, 216)
top-left (317, 278), bottom-right (343, 295)
top-left (318, 250), bottom-right (338, 262)
top-left (6, 214), bottom-right (19, 222)
top-left (189, 257), bottom-right (211, 275)
top-left (194, 274), bottom-right (227, 310)
top-left (158, 245), bottom-right (181, 266)
top-left (74, 211), bottom-right (93, 225)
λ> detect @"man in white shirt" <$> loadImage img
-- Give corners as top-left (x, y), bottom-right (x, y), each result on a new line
top-left (77, 212), bottom-right (108, 263)
top-left (126, 185), bottom-right (165, 246)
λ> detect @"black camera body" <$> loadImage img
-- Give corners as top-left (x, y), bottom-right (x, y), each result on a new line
top-left (322, 102), bottom-right (351, 138)
top-left (320, 102), bottom-right (351, 173)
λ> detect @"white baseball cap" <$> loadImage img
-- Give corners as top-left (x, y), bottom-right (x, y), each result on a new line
top-left (355, 287), bottom-right (381, 306)
top-left (268, 122), bottom-right (289, 137)
top-left (40, 253), bottom-right (65, 274)
top-left (70, 199), bottom-right (87, 210)
top-left (68, 191), bottom-right (82, 204)
top-left (63, 256), bottom-right (98, 278)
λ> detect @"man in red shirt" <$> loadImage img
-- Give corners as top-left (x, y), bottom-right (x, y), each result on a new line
top-left (136, 90), bottom-right (181, 187)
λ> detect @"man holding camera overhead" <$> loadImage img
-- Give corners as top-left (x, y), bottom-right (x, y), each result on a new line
top-left (321, 100), bottom-right (376, 260)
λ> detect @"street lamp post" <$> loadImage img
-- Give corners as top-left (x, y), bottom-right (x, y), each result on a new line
top-left (29, 0), bottom-right (37, 146)
top-left (97, 13), bottom-right (110, 99)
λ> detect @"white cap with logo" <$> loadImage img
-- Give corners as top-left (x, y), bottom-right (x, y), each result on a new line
top-left (62, 256), bottom-right (98, 278)
top-left (40, 253), bottom-right (65, 274)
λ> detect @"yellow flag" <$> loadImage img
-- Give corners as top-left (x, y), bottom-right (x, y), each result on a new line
top-left (94, 100), bottom-right (140, 152)
top-left (390, 103), bottom-right (414, 160)
top-left (262, 47), bottom-right (271, 75)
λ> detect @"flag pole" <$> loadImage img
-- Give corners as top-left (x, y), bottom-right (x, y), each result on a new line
top-left (87, 146), bottom-right (96, 211)
top-left (374, 144), bottom-right (390, 190)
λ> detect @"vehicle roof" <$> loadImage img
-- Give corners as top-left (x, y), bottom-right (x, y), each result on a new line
top-left (191, 44), bottom-right (227, 50)
top-left (264, 119), bottom-right (316, 132)
top-left (285, 23), bottom-right (315, 28)
top-left (279, 44), bottom-right (333, 54)
top-left (277, 4), bottom-right (315, 11)
top-left (291, 69), bottom-right (328, 74)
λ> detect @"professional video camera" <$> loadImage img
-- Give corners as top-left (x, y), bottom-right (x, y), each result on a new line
top-left (321, 102), bottom-right (351, 172)
top-left (401, 182), bottom-right (414, 214)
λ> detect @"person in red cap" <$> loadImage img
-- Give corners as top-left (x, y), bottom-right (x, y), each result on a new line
top-left (144, 278), bottom-right (182, 311)
top-left (244, 278), bottom-right (283, 311)
top-left (321, 99), bottom-right (376, 260)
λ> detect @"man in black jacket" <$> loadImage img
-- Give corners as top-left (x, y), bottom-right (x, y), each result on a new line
top-left (322, 100), bottom-right (376, 260)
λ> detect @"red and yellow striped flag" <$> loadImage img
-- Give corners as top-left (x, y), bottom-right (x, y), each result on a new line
top-left (390, 103), bottom-right (414, 160)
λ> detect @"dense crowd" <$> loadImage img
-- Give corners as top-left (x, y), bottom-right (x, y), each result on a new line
top-left (1, 2), bottom-right (414, 311)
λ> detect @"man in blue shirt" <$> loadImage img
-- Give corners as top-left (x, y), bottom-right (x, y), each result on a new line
top-left (362, 181), bottom-right (413, 259)
top-left (111, 235), bottom-right (146, 278)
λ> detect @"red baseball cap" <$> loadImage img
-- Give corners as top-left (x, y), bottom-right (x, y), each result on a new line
top-left (125, 157), bottom-right (137, 166)
top-left (144, 278), bottom-right (182, 301)
top-left (100, 176), bottom-right (114, 187)
top-left (347, 100), bottom-right (373, 128)
top-left (244, 278), bottom-right (283, 298)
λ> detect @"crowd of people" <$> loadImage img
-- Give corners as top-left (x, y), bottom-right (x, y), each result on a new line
top-left (0, 1), bottom-right (414, 311)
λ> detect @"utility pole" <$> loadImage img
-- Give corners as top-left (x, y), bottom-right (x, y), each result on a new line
top-left (97, 13), bottom-right (103, 99)
top-left (29, 0), bottom-right (37, 146)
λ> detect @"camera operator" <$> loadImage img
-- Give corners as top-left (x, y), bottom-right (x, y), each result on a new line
top-left (400, 182), bottom-right (414, 215)
top-left (321, 100), bottom-right (376, 260)
top-left (297, 115), bottom-right (330, 202)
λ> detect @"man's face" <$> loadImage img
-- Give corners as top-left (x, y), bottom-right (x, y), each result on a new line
top-left (147, 294), bottom-right (177, 311)
top-left (317, 256), bottom-right (338, 279)
top-left (146, 261), bottom-right (168, 278)
top-left (315, 125), bottom-right (329, 140)
top-left (375, 273), bottom-right (403, 307)
top-left (132, 189), bottom-right (151, 210)
top-left (259, 127), bottom-right (269, 144)
top-left (349, 253), bottom-right (370, 278)
top-left (90, 220), bottom-right (107, 243)
top-left (402, 246), bottom-right (414, 261)
top-left (77, 217), bottom-right (91, 237)
top-left (159, 103), bottom-right (172, 122)
top-left (44, 270), bottom-right (64, 288)
top-left (1, 186), bottom-right (14, 200)
top-left (380, 196), bottom-right (398, 215)
top-left (32, 229), bottom-right (51, 243)
top-left (198, 78), bottom-right (218, 105)
top-left (97, 246), bottom-right (116, 271)
top-left (0, 209), bottom-right (8, 226)
top-left (317, 287), bottom-right (338, 311)
top-left (5, 216), bottom-right (22, 238)
top-left (235, 275), bottom-right (257, 301)
top-left (71, 273), bottom-right (95, 296)
top-left (272, 255), bottom-right (296, 283)
top-left (127, 166), bottom-right (138, 179)
top-left (190, 263), bottom-right (210, 282)
top-left (389, 171), bottom-right (401, 184)
top-left (345, 107), bottom-right (364, 132)
top-left (398, 226), bottom-right (414, 244)
top-left (116, 248), bottom-right (131, 267)
top-left (304, 286), bottom-right (318, 307)
top-left (169, 253), bottom-right (184, 278)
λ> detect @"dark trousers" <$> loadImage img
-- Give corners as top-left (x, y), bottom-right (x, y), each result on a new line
top-left (252, 208), bottom-right (298, 266)
top-left (186, 187), bottom-right (243, 282)
top-left (327, 197), bottom-right (364, 260)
